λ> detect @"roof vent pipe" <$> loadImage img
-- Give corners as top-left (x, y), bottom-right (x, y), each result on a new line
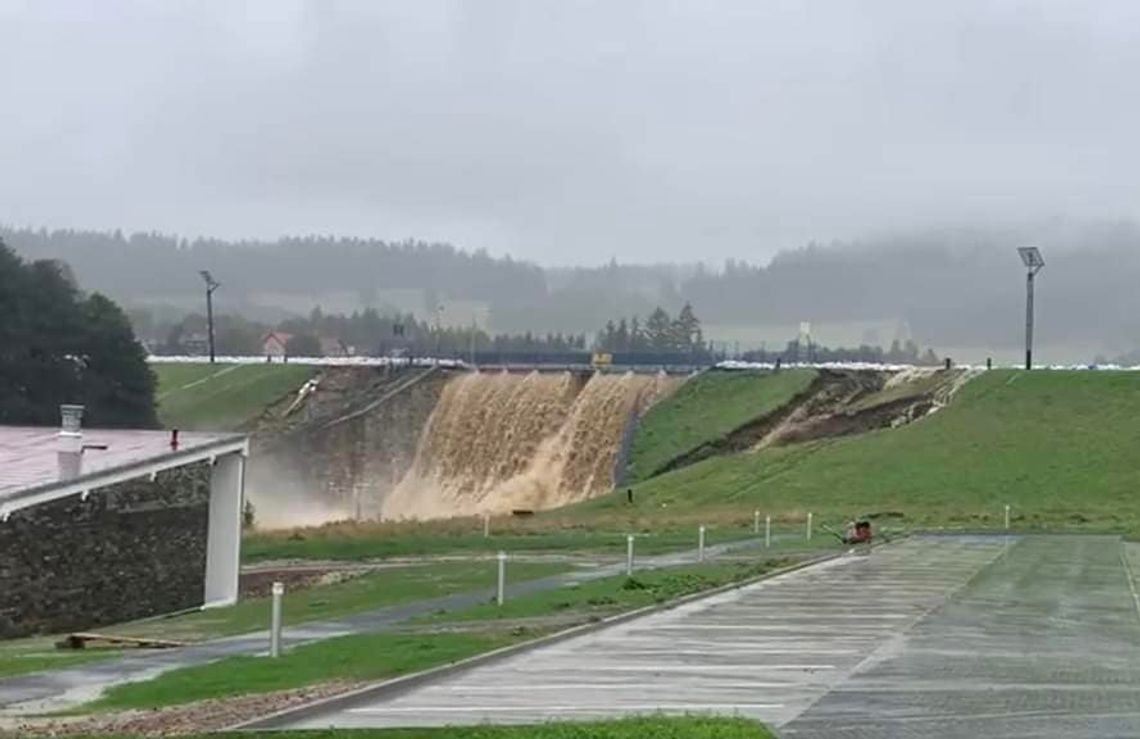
top-left (59, 404), bottom-right (84, 454)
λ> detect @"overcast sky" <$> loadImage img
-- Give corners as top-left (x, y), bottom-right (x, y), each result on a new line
top-left (3, 0), bottom-right (1140, 264)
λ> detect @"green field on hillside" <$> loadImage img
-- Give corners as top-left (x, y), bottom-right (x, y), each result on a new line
top-left (626, 369), bottom-right (816, 482)
top-left (152, 362), bottom-right (316, 430)
top-left (593, 370), bottom-right (1140, 533)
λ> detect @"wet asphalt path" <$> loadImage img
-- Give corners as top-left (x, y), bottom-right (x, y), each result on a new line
top-left (782, 535), bottom-right (1140, 738)
top-left (273, 536), bottom-right (1007, 730)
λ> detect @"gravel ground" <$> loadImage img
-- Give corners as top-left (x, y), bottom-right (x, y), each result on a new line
top-left (1, 681), bottom-right (359, 737)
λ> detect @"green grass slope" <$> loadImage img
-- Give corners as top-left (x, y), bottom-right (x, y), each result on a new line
top-left (595, 370), bottom-right (1140, 533)
top-left (626, 368), bottom-right (816, 482)
top-left (153, 362), bottom-right (316, 430)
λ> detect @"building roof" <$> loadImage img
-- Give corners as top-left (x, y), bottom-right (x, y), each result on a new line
top-left (0, 427), bottom-right (247, 518)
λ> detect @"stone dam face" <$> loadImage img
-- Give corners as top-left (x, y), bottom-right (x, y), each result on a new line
top-left (246, 367), bottom-right (680, 525)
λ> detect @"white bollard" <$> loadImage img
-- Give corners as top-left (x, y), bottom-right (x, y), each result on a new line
top-left (483, 513), bottom-right (490, 538)
top-left (754, 509), bottom-right (760, 534)
top-left (765, 515), bottom-right (771, 548)
top-left (806, 512), bottom-right (813, 541)
top-left (698, 525), bottom-right (706, 562)
top-left (269, 581), bottom-right (284, 658)
top-left (626, 534), bottom-right (635, 576)
top-left (1004, 504), bottom-right (1011, 530)
top-left (496, 550), bottom-right (506, 606)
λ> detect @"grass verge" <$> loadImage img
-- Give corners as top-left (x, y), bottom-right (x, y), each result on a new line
top-left (244, 520), bottom-right (764, 562)
top-left (87, 628), bottom-right (533, 711)
top-left (113, 561), bottom-right (572, 640)
top-left (416, 558), bottom-right (797, 625)
top-left (0, 640), bottom-right (114, 679)
top-left (81, 716), bottom-right (775, 738)
top-left (0, 561), bottom-right (570, 679)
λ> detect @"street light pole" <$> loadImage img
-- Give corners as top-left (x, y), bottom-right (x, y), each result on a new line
top-left (1016, 248), bottom-right (1044, 371)
top-left (1024, 269), bottom-right (1035, 371)
top-left (199, 271), bottom-right (220, 363)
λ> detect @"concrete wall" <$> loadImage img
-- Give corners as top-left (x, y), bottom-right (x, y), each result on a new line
top-left (247, 368), bottom-right (450, 519)
top-left (0, 462), bottom-right (211, 639)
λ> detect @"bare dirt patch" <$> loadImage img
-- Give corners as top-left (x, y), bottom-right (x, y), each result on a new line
top-left (649, 368), bottom-right (976, 478)
top-left (239, 565), bottom-right (369, 599)
top-left (1, 682), bottom-right (359, 737)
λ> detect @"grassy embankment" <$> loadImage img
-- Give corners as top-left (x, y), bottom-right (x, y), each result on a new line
top-left (77, 717), bottom-right (776, 738)
top-left (152, 362), bottom-right (316, 430)
top-left (85, 558), bottom-right (795, 711)
top-left (625, 368), bottom-right (816, 482)
top-left (585, 370), bottom-right (1140, 534)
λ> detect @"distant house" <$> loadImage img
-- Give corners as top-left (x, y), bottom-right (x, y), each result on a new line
top-left (263, 331), bottom-right (292, 357)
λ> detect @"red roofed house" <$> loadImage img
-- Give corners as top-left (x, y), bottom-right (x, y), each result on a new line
top-left (263, 331), bottom-right (292, 358)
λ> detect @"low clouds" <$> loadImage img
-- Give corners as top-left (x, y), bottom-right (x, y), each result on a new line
top-left (3, 0), bottom-right (1140, 263)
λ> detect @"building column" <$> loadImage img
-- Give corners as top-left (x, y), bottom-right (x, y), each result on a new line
top-left (203, 450), bottom-right (245, 607)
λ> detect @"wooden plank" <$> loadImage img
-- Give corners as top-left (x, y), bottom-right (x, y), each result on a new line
top-left (56, 632), bottom-right (187, 650)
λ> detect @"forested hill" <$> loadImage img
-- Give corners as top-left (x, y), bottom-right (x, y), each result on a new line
top-left (1, 228), bottom-right (547, 313)
top-left (7, 223), bottom-right (1140, 360)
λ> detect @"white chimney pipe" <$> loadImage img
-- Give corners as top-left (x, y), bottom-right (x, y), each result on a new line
top-left (59, 404), bottom-right (84, 453)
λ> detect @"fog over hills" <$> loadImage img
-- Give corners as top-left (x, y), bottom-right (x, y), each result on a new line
top-left (6, 2), bottom-right (1140, 362)
top-left (5, 220), bottom-right (1138, 364)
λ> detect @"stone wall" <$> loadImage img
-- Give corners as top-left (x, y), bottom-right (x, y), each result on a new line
top-left (0, 461), bottom-right (210, 639)
top-left (247, 367), bottom-right (451, 520)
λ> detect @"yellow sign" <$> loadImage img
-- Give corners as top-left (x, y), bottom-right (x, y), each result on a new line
top-left (591, 352), bottom-right (613, 366)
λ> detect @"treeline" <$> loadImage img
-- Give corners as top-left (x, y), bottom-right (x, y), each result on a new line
top-left (155, 304), bottom-right (710, 359)
top-left (594, 303), bottom-right (706, 354)
top-left (155, 307), bottom-right (590, 358)
top-left (1, 227), bottom-right (545, 310)
top-left (0, 241), bottom-right (156, 427)
top-left (742, 338), bottom-right (940, 365)
top-left (154, 300), bottom-right (942, 365)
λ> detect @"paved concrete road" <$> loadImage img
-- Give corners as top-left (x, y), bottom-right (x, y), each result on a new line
top-left (0, 534), bottom-right (777, 714)
top-left (783, 535), bottom-right (1140, 738)
top-left (276, 536), bottom-right (1007, 730)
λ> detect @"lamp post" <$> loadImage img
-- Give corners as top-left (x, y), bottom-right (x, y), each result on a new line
top-left (199, 270), bottom-right (220, 363)
top-left (1016, 248), bottom-right (1045, 370)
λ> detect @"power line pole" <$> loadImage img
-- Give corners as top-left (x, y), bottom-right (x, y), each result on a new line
top-left (199, 270), bottom-right (220, 363)
top-left (1016, 247), bottom-right (1045, 370)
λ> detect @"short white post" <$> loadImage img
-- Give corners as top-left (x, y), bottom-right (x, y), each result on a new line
top-left (765, 515), bottom-right (772, 548)
top-left (269, 581), bottom-right (284, 658)
top-left (806, 512), bottom-right (813, 541)
top-left (1004, 504), bottom-right (1011, 531)
top-left (483, 513), bottom-right (490, 538)
top-left (753, 509), bottom-right (760, 534)
top-left (496, 550), bottom-right (506, 606)
top-left (626, 534), bottom-right (635, 576)
top-left (698, 525), bottom-right (706, 562)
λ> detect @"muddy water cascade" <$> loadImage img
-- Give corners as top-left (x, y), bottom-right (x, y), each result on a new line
top-left (381, 370), bottom-right (679, 519)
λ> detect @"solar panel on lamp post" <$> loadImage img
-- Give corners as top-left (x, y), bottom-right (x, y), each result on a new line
top-left (1016, 247), bottom-right (1044, 371)
top-left (199, 270), bottom-right (221, 364)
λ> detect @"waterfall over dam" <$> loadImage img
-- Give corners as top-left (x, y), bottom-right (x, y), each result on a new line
top-left (380, 370), bottom-right (680, 519)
